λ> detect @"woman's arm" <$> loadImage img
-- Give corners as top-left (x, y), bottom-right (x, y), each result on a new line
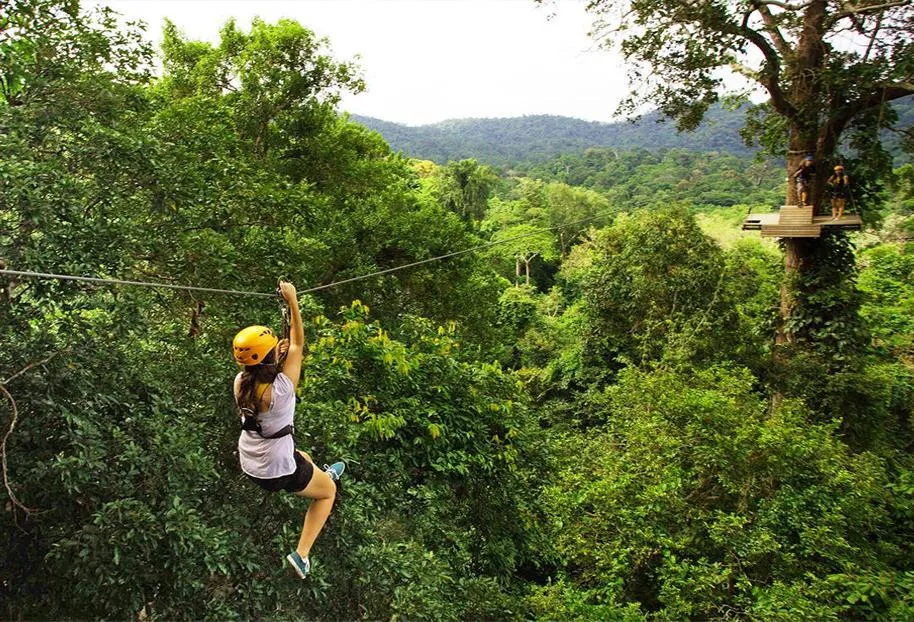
top-left (279, 281), bottom-right (305, 388)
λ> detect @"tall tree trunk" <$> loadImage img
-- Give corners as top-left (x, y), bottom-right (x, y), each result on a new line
top-left (254, 120), bottom-right (268, 159)
top-left (515, 257), bottom-right (521, 287)
top-left (779, 126), bottom-right (820, 343)
top-left (780, 129), bottom-right (816, 343)
top-left (778, 236), bottom-right (816, 344)
top-left (777, 1), bottom-right (827, 344)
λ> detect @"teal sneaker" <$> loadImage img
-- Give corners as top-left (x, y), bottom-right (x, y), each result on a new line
top-left (323, 461), bottom-right (345, 482)
top-left (286, 551), bottom-right (310, 579)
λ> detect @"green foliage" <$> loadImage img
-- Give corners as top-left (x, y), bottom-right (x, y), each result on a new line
top-left (516, 149), bottom-right (784, 210)
top-left (431, 158), bottom-right (498, 222)
top-left (879, 164), bottom-right (914, 239)
top-left (859, 242), bottom-right (914, 359)
top-left (571, 207), bottom-right (742, 382)
top-left (542, 181), bottom-right (614, 253)
top-left (2, 3), bottom-right (913, 620)
top-left (1, 298), bottom-right (543, 620)
top-left (1, 306), bottom-right (256, 620)
top-left (489, 224), bottom-right (557, 287)
top-left (578, 0), bottom-right (911, 355)
top-left (540, 365), bottom-right (905, 620)
top-left (354, 98), bottom-right (911, 170)
top-left (760, 236), bottom-right (914, 452)
top-left (480, 178), bottom-right (613, 290)
top-left (527, 578), bottom-right (648, 621)
top-left (160, 17), bottom-right (364, 160)
top-left (300, 303), bottom-right (545, 557)
top-left (580, 0), bottom-right (913, 156)
top-left (780, 232), bottom-right (868, 361)
top-left (0, 5), bottom-right (524, 619)
top-left (696, 204), bottom-right (768, 247)
top-left (893, 164), bottom-right (914, 210)
top-left (722, 237), bottom-right (782, 358)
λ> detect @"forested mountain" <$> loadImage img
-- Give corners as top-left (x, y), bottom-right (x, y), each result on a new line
top-left (351, 105), bottom-right (754, 165)
top-left (352, 98), bottom-right (914, 167)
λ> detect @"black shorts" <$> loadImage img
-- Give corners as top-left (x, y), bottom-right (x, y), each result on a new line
top-left (247, 451), bottom-right (314, 493)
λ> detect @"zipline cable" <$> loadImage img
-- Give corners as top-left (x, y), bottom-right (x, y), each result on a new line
top-left (295, 200), bottom-right (648, 292)
top-left (0, 269), bottom-right (277, 298)
top-left (299, 207), bottom-right (617, 294)
top-left (0, 203), bottom-right (627, 298)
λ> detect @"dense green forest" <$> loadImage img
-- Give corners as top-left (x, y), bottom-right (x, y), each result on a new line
top-left (2, 2), bottom-right (913, 620)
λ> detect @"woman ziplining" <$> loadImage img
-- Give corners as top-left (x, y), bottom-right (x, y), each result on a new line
top-left (232, 280), bottom-right (345, 579)
top-left (0, 211), bottom-right (624, 581)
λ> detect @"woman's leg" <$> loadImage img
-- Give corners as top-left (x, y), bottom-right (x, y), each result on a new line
top-left (292, 450), bottom-right (336, 559)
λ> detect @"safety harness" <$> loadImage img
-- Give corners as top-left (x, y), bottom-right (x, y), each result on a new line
top-left (240, 409), bottom-right (294, 439)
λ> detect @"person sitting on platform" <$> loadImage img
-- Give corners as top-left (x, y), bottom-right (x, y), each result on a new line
top-left (792, 155), bottom-right (816, 207)
top-left (827, 164), bottom-right (850, 220)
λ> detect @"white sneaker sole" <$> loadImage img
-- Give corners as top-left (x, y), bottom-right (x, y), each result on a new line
top-left (286, 554), bottom-right (309, 579)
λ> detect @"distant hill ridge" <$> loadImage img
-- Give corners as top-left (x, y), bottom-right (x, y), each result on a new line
top-left (351, 98), bottom-right (914, 166)
top-left (349, 105), bottom-right (755, 165)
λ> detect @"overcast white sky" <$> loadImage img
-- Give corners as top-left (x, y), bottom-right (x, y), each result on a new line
top-left (98, 0), bottom-right (630, 126)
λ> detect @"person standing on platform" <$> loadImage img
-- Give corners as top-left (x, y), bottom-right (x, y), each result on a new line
top-left (792, 155), bottom-right (816, 207)
top-left (827, 164), bottom-right (850, 220)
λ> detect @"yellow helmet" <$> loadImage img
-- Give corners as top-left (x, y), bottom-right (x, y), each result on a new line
top-left (834, 165), bottom-right (844, 171)
top-left (232, 325), bottom-right (278, 366)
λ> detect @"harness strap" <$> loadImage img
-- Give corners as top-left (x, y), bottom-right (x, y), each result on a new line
top-left (237, 382), bottom-right (295, 439)
top-left (242, 417), bottom-right (294, 439)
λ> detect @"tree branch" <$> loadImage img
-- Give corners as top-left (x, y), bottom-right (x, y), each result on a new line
top-left (1, 351), bottom-right (62, 385)
top-left (751, 0), bottom-right (792, 57)
top-left (830, 0), bottom-right (909, 25)
top-left (1, 352), bottom-right (63, 516)
top-left (828, 84), bottom-right (914, 137)
top-left (862, 13), bottom-right (883, 61)
top-left (728, 20), bottom-right (798, 121)
top-left (756, 0), bottom-right (816, 10)
top-left (1, 384), bottom-right (38, 515)
top-left (886, 125), bottom-right (914, 138)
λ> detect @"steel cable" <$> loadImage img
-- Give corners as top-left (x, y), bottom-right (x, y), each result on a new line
top-left (0, 203), bottom-right (626, 298)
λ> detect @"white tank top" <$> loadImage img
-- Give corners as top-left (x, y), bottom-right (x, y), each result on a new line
top-left (237, 372), bottom-right (296, 479)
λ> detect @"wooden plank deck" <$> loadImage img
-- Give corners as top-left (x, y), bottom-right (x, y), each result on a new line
top-left (761, 224), bottom-right (821, 237)
top-left (778, 205), bottom-right (814, 225)
top-left (742, 213), bottom-right (779, 230)
top-left (814, 214), bottom-right (863, 229)
top-left (742, 206), bottom-right (862, 238)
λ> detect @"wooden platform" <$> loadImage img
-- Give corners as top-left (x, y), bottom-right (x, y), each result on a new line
top-left (742, 206), bottom-right (862, 238)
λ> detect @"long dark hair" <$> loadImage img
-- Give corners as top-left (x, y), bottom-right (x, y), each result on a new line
top-left (237, 349), bottom-right (279, 414)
